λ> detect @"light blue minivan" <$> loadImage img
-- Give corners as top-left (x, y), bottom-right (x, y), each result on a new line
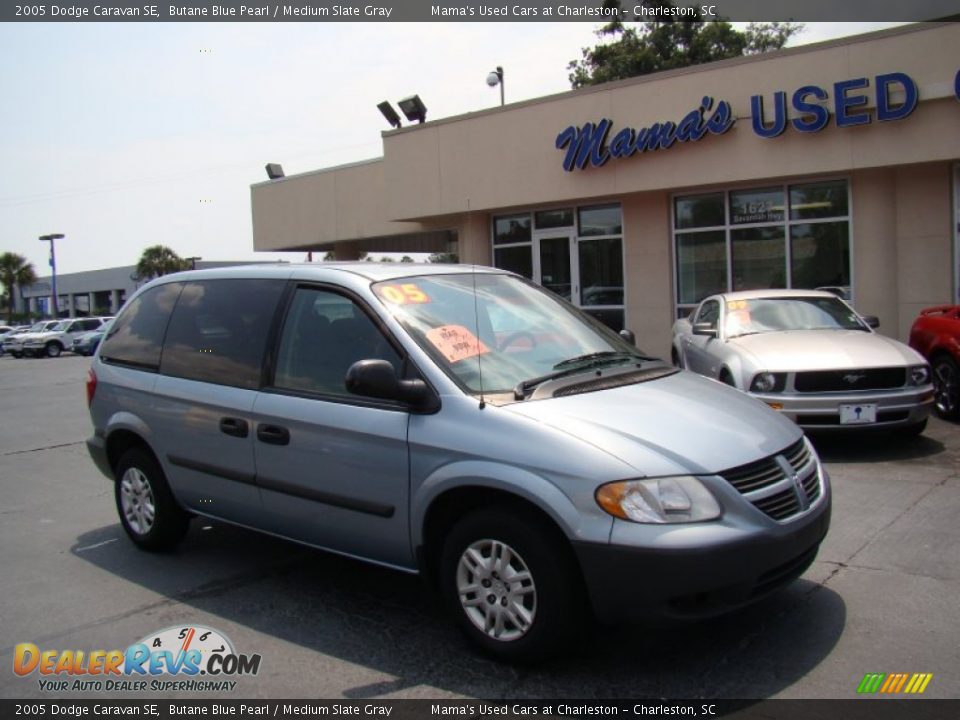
top-left (86, 263), bottom-right (830, 662)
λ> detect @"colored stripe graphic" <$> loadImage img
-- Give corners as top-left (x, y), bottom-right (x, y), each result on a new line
top-left (857, 672), bottom-right (932, 694)
top-left (857, 673), bottom-right (885, 693)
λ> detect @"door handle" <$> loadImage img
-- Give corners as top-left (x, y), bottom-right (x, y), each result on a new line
top-left (256, 424), bottom-right (290, 446)
top-left (219, 417), bottom-right (249, 438)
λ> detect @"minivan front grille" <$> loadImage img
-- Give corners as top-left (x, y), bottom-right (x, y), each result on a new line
top-left (719, 439), bottom-right (820, 522)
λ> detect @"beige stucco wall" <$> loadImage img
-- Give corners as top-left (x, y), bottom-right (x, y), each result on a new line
top-left (622, 193), bottom-right (673, 359)
top-left (894, 163), bottom-right (954, 340)
top-left (251, 159), bottom-right (423, 252)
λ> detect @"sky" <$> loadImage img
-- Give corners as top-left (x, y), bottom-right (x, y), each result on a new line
top-left (0, 20), bottom-right (906, 278)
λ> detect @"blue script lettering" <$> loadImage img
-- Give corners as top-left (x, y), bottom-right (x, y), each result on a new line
top-left (555, 96), bottom-right (735, 172)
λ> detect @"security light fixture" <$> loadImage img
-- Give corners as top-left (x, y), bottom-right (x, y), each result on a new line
top-left (486, 66), bottom-right (504, 106)
top-left (398, 95), bottom-right (427, 124)
top-left (377, 101), bottom-right (402, 129)
top-left (265, 163), bottom-right (285, 180)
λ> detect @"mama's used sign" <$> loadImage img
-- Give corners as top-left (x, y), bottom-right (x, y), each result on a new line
top-left (556, 71), bottom-right (924, 172)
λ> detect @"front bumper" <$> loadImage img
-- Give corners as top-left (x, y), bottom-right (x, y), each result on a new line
top-left (573, 494), bottom-right (831, 623)
top-left (751, 386), bottom-right (933, 430)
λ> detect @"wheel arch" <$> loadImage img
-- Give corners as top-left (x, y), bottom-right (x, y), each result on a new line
top-left (417, 484), bottom-right (584, 592)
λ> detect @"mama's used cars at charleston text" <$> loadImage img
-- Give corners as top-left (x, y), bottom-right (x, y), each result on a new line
top-left (86, 264), bottom-right (830, 661)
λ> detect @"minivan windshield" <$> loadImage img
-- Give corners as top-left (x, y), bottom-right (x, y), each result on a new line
top-left (726, 296), bottom-right (867, 339)
top-left (373, 273), bottom-right (650, 394)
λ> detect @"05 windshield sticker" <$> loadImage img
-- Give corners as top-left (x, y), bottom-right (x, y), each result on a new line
top-left (375, 283), bottom-right (432, 305)
top-left (426, 325), bottom-right (490, 363)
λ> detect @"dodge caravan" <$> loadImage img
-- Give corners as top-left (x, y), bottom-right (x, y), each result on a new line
top-left (86, 264), bottom-right (831, 661)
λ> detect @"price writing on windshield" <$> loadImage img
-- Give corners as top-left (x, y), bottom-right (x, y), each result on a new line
top-left (376, 283), bottom-right (431, 305)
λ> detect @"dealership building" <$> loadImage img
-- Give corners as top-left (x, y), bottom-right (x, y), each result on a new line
top-left (251, 22), bottom-right (960, 357)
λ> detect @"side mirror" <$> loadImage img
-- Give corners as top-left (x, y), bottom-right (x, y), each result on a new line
top-left (862, 315), bottom-right (880, 329)
top-left (692, 322), bottom-right (718, 338)
top-left (345, 359), bottom-right (436, 411)
top-left (619, 329), bottom-right (636, 346)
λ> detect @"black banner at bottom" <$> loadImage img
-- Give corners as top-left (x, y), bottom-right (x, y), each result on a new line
top-left (1, 700), bottom-right (958, 720)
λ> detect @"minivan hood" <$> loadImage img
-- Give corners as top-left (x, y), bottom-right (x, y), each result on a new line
top-left (727, 330), bottom-right (923, 371)
top-left (504, 370), bottom-right (800, 477)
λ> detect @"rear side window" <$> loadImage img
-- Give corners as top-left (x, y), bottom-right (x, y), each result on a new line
top-left (160, 279), bottom-right (285, 390)
top-left (100, 282), bottom-right (184, 370)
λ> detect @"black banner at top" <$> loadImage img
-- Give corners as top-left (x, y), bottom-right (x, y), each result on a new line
top-left (2, 0), bottom-right (959, 23)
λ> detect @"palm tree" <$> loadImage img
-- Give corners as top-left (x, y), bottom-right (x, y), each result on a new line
top-left (135, 245), bottom-right (190, 281)
top-left (0, 252), bottom-right (37, 322)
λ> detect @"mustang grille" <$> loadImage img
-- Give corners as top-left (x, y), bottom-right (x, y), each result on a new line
top-left (793, 367), bottom-right (906, 392)
top-left (719, 439), bottom-right (820, 522)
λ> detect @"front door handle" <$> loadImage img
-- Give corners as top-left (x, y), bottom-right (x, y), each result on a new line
top-left (256, 424), bottom-right (290, 446)
top-left (219, 417), bottom-right (249, 438)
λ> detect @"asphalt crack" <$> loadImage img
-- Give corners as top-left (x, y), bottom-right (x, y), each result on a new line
top-left (1, 440), bottom-right (86, 457)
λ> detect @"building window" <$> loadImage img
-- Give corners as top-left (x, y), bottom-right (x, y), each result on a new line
top-left (491, 204), bottom-right (625, 331)
top-left (673, 180), bottom-right (850, 317)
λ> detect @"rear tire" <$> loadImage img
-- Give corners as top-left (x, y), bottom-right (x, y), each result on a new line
top-left (439, 505), bottom-right (586, 663)
top-left (931, 355), bottom-right (960, 420)
top-left (114, 448), bottom-right (189, 551)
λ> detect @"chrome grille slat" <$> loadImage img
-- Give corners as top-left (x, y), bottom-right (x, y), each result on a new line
top-left (719, 438), bottom-right (820, 522)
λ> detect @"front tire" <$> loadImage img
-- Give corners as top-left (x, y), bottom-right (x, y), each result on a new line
top-left (45, 342), bottom-right (62, 358)
top-left (440, 505), bottom-right (586, 663)
top-left (931, 355), bottom-right (960, 420)
top-left (114, 448), bottom-right (189, 551)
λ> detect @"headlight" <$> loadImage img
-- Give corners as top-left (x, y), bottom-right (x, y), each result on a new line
top-left (749, 372), bottom-right (786, 393)
top-left (595, 476), bottom-right (721, 524)
top-left (908, 365), bottom-right (930, 385)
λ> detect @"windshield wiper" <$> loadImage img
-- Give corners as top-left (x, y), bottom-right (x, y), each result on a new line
top-left (514, 352), bottom-right (647, 399)
top-left (552, 351), bottom-right (648, 370)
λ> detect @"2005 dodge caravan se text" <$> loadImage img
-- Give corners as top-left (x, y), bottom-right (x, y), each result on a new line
top-left (86, 263), bottom-right (830, 662)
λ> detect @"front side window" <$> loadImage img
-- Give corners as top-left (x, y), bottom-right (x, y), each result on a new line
top-left (273, 287), bottom-right (402, 397)
top-left (100, 282), bottom-right (183, 371)
top-left (160, 279), bottom-right (285, 389)
top-left (373, 273), bottom-right (645, 396)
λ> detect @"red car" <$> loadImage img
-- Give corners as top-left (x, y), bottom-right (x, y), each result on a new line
top-left (909, 305), bottom-right (960, 419)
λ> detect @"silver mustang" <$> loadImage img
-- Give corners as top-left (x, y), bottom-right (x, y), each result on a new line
top-left (672, 290), bottom-right (934, 435)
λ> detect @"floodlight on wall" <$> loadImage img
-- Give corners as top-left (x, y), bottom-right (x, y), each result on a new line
top-left (486, 66), bottom-right (504, 106)
top-left (398, 95), bottom-right (427, 124)
top-left (265, 163), bottom-right (285, 180)
top-left (377, 101), bottom-right (402, 129)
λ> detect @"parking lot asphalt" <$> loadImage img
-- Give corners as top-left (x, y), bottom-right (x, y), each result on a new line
top-left (1, 353), bottom-right (958, 701)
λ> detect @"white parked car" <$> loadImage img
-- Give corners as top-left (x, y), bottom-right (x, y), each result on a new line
top-left (22, 317), bottom-right (110, 358)
top-left (2, 320), bottom-right (61, 358)
top-left (672, 290), bottom-right (934, 436)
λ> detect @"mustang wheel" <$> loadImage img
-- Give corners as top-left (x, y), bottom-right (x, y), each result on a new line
top-left (115, 448), bottom-right (189, 551)
top-left (932, 355), bottom-right (960, 419)
top-left (440, 505), bottom-right (585, 663)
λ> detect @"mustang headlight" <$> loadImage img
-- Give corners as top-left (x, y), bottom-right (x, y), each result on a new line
top-left (749, 372), bottom-right (786, 393)
top-left (595, 476), bottom-right (721, 524)
top-left (908, 365), bottom-right (930, 386)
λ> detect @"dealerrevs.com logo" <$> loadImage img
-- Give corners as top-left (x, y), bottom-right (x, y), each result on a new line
top-left (13, 625), bottom-right (261, 692)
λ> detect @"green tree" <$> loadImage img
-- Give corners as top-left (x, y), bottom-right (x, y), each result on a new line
top-left (135, 245), bottom-right (190, 281)
top-left (568, 2), bottom-right (802, 87)
top-left (0, 252), bottom-right (37, 323)
top-left (400, 255), bottom-right (414, 263)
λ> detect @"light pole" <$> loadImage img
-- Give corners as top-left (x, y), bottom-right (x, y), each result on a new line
top-left (486, 66), bottom-right (504, 106)
top-left (185, 256), bottom-right (202, 270)
top-left (39, 233), bottom-right (64, 318)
